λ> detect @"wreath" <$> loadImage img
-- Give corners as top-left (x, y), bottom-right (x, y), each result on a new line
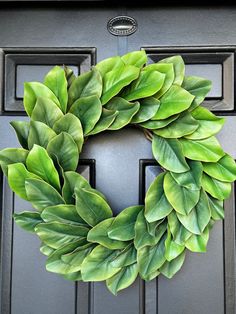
top-left (0, 51), bottom-right (236, 295)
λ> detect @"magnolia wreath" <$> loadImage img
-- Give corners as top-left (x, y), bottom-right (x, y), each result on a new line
top-left (0, 51), bottom-right (236, 295)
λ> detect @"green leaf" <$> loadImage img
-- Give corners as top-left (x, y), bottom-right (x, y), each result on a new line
top-left (158, 55), bottom-right (185, 86)
top-left (153, 112), bottom-right (199, 138)
top-left (131, 97), bottom-right (160, 123)
top-left (168, 212), bottom-right (191, 245)
top-left (40, 244), bottom-right (55, 256)
top-left (185, 227), bottom-right (209, 252)
top-left (69, 95), bottom-right (102, 135)
top-left (164, 172), bottom-right (200, 215)
top-left (68, 67), bottom-right (102, 107)
top-left (180, 136), bottom-right (225, 162)
top-left (152, 85), bottom-right (194, 120)
top-left (202, 154), bottom-right (236, 182)
top-left (101, 64), bottom-right (140, 104)
top-left (121, 70), bottom-right (165, 101)
top-left (75, 187), bottom-right (112, 226)
top-left (140, 114), bottom-right (179, 130)
top-left (108, 205), bottom-right (143, 241)
top-left (47, 132), bottom-right (79, 171)
top-left (31, 97), bottom-right (64, 129)
top-left (25, 178), bottom-right (65, 211)
top-left (26, 144), bottom-right (60, 190)
top-left (87, 218), bottom-right (126, 250)
top-left (41, 204), bottom-right (87, 226)
top-left (184, 106), bottom-right (225, 140)
top-left (13, 211), bottom-right (42, 232)
top-left (96, 56), bottom-right (123, 78)
top-left (176, 189), bottom-right (211, 235)
top-left (62, 271), bottom-right (82, 281)
top-left (159, 251), bottom-right (185, 278)
top-left (164, 228), bottom-right (185, 261)
top-left (105, 97), bottom-right (140, 130)
top-left (145, 173), bottom-right (172, 222)
top-left (81, 245), bottom-right (120, 281)
top-left (35, 222), bottom-right (88, 249)
top-left (0, 148), bottom-right (28, 176)
top-left (182, 76), bottom-right (212, 110)
top-left (143, 63), bottom-right (175, 98)
top-left (121, 50), bottom-right (147, 68)
top-left (201, 173), bottom-right (231, 201)
top-left (8, 163), bottom-right (40, 200)
top-left (171, 160), bottom-right (203, 190)
top-left (135, 210), bottom-right (167, 249)
top-left (24, 82), bottom-right (60, 116)
top-left (28, 121), bottom-right (56, 149)
top-left (87, 108), bottom-right (118, 135)
top-left (44, 66), bottom-right (68, 113)
top-left (110, 243), bottom-right (137, 268)
top-left (64, 66), bottom-right (76, 88)
top-left (106, 263), bottom-right (138, 295)
top-left (10, 121), bottom-right (30, 149)
top-left (62, 171), bottom-right (90, 204)
top-left (152, 135), bottom-right (189, 173)
top-left (53, 113), bottom-right (84, 152)
top-left (208, 195), bottom-right (224, 220)
top-left (137, 234), bottom-right (166, 280)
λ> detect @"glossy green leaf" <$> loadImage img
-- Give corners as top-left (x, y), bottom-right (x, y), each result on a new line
top-left (53, 113), bottom-right (84, 152)
top-left (44, 66), bottom-right (68, 113)
top-left (26, 144), bottom-right (60, 190)
top-left (131, 97), bottom-right (160, 123)
top-left (208, 195), bottom-right (224, 220)
top-left (201, 173), bottom-right (231, 200)
top-left (62, 171), bottom-right (90, 204)
top-left (152, 135), bottom-right (189, 173)
top-left (171, 160), bottom-right (203, 190)
top-left (180, 136), bottom-right (225, 162)
top-left (177, 189), bottom-right (211, 235)
top-left (140, 114), bottom-right (179, 129)
top-left (69, 95), bottom-right (102, 135)
top-left (121, 50), bottom-right (147, 68)
top-left (62, 271), bottom-right (82, 281)
top-left (68, 67), bottom-right (102, 107)
top-left (143, 63), bottom-right (175, 98)
top-left (137, 234), bottom-right (166, 280)
top-left (75, 187), bottom-right (112, 226)
top-left (110, 243), bottom-right (137, 268)
top-left (185, 227), bottom-right (209, 252)
top-left (101, 64), bottom-right (140, 104)
top-left (121, 70), bottom-right (165, 101)
top-left (153, 112), bottom-right (199, 138)
top-left (182, 76), bottom-right (212, 110)
top-left (13, 211), bottom-right (42, 232)
top-left (164, 172), bottom-right (200, 215)
top-left (35, 222), bottom-right (88, 249)
top-left (8, 163), bottom-right (40, 200)
top-left (152, 85), bottom-right (194, 120)
top-left (47, 132), bottom-right (79, 171)
top-left (81, 245), bottom-right (120, 281)
top-left (41, 204), bottom-right (87, 226)
top-left (159, 251), bottom-right (185, 278)
top-left (40, 244), bottom-right (55, 256)
top-left (87, 108), bottom-right (118, 135)
top-left (87, 218), bottom-right (126, 250)
top-left (64, 66), bottom-right (76, 88)
top-left (31, 97), bottom-right (64, 128)
top-left (105, 97), bottom-right (140, 130)
top-left (202, 154), bottom-right (236, 182)
top-left (158, 55), bottom-right (185, 86)
top-left (164, 228), bottom-right (185, 261)
top-left (28, 121), bottom-right (56, 149)
top-left (184, 106), bottom-right (225, 140)
top-left (168, 212), bottom-right (191, 245)
top-left (145, 173), bottom-right (172, 222)
top-left (106, 263), bottom-right (138, 295)
top-left (108, 205), bottom-right (143, 241)
top-left (0, 148), bottom-right (28, 176)
top-left (147, 218), bottom-right (165, 236)
top-left (10, 121), bottom-right (30, 149)
top-left (25, 178), bottom-right (65, 211)
top-left (24, 82), bottom-right (60, 116)
top-left (96, 56), bottom-right (123, 78)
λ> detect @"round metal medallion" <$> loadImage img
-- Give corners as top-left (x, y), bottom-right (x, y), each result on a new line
top-left (107, 15), bottom-right (138, 36)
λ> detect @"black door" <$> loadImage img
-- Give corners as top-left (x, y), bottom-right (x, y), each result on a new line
top-left (0, 3), bottom-right (235, 314)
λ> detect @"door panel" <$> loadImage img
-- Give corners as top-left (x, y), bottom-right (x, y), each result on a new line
top-left (0, 4), bottom-right (235, 314)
